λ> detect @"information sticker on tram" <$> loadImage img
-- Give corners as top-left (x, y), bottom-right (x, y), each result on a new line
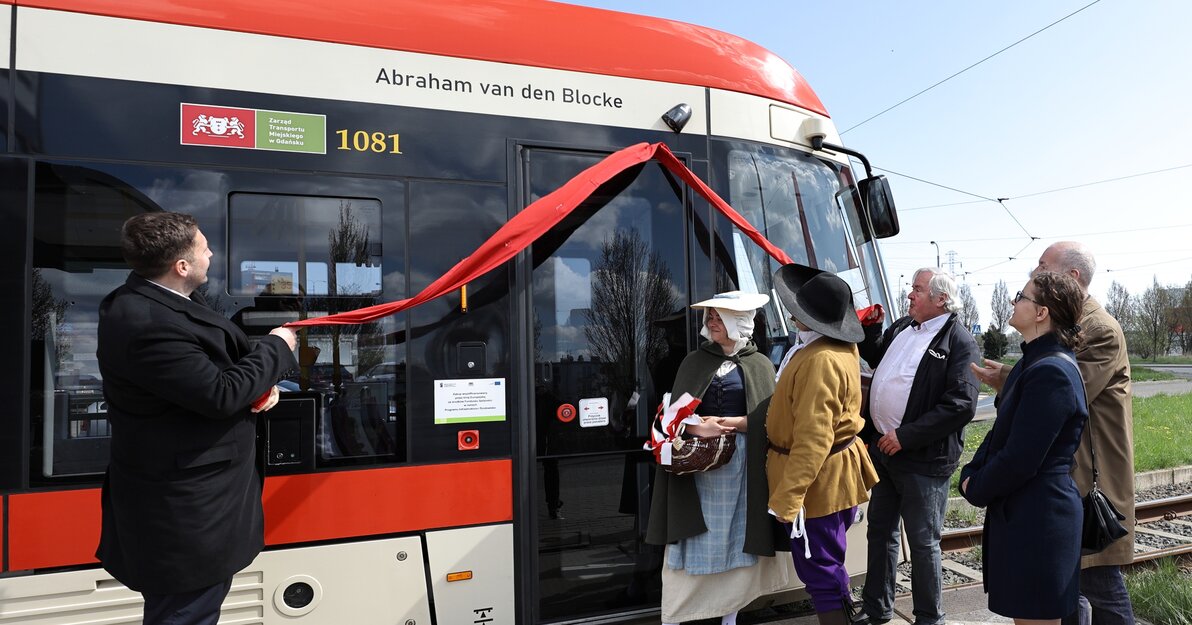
top-left (578, 397), bottom-right (609, 428)
top-left (433, 378), bottom-right (507, 424)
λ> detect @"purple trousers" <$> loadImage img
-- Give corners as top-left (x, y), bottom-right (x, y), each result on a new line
top-left (785, 507), bottom-right (857, 613)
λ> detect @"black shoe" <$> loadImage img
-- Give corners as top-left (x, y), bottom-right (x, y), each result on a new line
top-left (842, 600), bottom-right (873, 625)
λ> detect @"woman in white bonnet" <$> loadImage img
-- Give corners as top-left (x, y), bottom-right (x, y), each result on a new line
top-left (645, 291), bottom-right (793, 625)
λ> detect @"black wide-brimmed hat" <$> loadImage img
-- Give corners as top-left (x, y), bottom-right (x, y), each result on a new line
top-left (773, 263), bottom-right (864, 343)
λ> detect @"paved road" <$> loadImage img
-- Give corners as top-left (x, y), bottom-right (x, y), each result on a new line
top-left (1143, 364), bottom-right (1192, 379)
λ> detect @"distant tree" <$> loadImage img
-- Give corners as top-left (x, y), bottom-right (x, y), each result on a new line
top-left (896, 288), bottom-right (909, 319)
top-left (958, 283), bottom-right (979, 331)
top-left (32, 268), bottom-right (72, 369)
top-left (1134, 277), bottom-right (1174, 361)
top-left (1105, 280), bottom-right (1133, 323)
top-left (32, 268), bottom-right (68, 338)
top-left (983, 325), bottom-right (1008, 360)
top-left (320, 202), bottom-right (383, 383)
top-left (585, 229), bottom-right (676, 428)
top-left (1105, 280), bottom-right (1139, 355)
top-left (990, 280), bottom-right (1013, 332)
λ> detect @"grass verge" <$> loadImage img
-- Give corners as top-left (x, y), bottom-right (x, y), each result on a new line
top-left (950, 421), bottom-right (994, 497)
top-left (1133, 366), bottom-right (1179, 382)
top-left (1134, 392), bottom-right (1192, 472)
top-left (1125, 557), bottom-right (1192, 625)
top-left (1131, 355), bottom-right (1192, 365)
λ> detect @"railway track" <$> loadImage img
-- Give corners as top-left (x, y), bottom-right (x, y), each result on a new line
top-left (927, 492), bottom-right (1192, 592)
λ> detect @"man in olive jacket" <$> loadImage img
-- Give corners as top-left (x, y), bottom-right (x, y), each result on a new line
top-left (973, 242), bottom-right (1135, 625)
top-left (97, 213), bottom-right (298, 625)
top-left (859, 268), bottom-right (979, 625)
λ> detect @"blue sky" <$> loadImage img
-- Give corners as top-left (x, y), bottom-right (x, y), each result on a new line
top-left (569, 0), bottom-right (1192, 328)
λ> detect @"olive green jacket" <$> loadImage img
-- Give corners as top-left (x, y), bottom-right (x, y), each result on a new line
top-left (1073, 298), bottom-right (1134, 567)
top-left (644, 340), bottom-right (788, 556)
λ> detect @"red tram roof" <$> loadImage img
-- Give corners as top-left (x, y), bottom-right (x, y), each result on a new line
top-left (10, 0), bottom-right (828, 116)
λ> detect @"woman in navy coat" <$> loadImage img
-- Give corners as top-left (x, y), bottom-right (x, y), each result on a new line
top-left (960, 272), bottom-right (1089, 623)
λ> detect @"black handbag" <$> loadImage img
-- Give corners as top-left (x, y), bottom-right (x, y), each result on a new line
top-left (1080, 405), bottom-right (1128, 554)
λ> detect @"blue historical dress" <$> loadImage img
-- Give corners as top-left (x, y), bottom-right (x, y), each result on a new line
top-left (666, 365), bottom-right (756, 574)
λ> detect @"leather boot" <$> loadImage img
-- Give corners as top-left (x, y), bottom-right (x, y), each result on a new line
top-left (817, 609), bottom-right (848, 625)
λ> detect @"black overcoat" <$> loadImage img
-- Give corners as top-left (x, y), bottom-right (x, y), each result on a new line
top-left (959, 333), bottom-right (1087, 619)
top-left (96, 273), bottom-right (297, 594)
top-left (859, 312), bottom-right (979, 476)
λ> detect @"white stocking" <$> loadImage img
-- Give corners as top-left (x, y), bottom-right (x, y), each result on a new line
top-left (721, 611), bottom-right (739, 625)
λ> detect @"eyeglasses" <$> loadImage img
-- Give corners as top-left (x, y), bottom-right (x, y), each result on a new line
top-left (1013, 291), bottom-right (1040, 305)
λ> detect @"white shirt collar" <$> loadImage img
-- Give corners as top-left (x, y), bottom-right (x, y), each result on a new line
top-left (797, 329), bottom-right (824, 346)
top-left (914, 312), bottom-right (949, 333)
top-left (145, 278), bottom-right (192, 300)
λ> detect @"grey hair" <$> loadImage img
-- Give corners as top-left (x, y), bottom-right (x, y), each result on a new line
top-left (1054, 241), bottom-right (1097, 289)
top-left (914, 267), bottom-right (961, 314)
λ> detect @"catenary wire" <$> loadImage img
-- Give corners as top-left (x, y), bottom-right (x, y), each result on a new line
top-left (901, 162), bottom-right (1192, 211)
top-left (840, 0), bottom-right (1103, 135)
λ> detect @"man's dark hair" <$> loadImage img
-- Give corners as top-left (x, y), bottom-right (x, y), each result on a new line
top-left (121, 212), bottom-right (199, 279)
top-left (1031, 271), bottom-right (1085, 350)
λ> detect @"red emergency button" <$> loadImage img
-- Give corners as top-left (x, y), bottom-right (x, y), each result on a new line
top-left (557, 403), bottom-right (576, 423)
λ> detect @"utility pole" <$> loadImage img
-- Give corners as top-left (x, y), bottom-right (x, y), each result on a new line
top-left (943, 250), bottom-right (963, 277)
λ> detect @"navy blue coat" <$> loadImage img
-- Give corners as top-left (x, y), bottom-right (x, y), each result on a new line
top-left (960, 333), bottom-right (1087, 619)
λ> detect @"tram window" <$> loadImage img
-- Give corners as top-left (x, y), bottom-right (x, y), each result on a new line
top-left (30, 162), bottom-right (151, 479)
top-left (724, 146), bottom-right (874, 346)
top-left (527, 152), bottom-right (687, 457)
top-left (228, 194), bottom-right (382, 297)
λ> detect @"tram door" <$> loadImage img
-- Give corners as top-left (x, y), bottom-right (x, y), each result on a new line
top-left (523, 148), bottom-right (691, 622)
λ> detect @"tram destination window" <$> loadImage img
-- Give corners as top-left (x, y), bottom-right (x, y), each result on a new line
top-left (228, 194), bottom-right (382, 297)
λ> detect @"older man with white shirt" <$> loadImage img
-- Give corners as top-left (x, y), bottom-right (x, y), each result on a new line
top-left (857, 268), bottom-right (979, 625)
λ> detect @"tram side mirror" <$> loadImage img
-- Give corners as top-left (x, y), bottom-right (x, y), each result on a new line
top-left (860, 175), bottom-right (900, 239)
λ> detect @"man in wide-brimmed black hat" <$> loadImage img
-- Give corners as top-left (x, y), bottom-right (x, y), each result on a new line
top-left (857, 268), bottom-right (978, 625)
top-left (766, 263), bottom-right (878, 625)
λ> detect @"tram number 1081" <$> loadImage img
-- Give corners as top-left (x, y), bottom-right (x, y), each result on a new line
top-left (335, 129), bottom-right (403, 154)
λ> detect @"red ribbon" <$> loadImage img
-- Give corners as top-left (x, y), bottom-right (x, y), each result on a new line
top-left (856, 303), bottom-right (884, 325)
top-left (286, 142), bottom-right (793, 327)
top-left (646, 396), bottom-right (702, 464)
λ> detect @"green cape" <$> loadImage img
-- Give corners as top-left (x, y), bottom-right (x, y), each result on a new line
top-left (644, 340), bottom-right (788, 556)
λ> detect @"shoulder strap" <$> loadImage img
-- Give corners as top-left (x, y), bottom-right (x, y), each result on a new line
top-left (996, 351), bottom-right (1094, 476)
top-left (1038, 351), bottom-right (1099, 483)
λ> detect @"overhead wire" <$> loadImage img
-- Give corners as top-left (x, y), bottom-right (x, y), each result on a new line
top-left (826, 1), bottom-right (1192, 289)
top-left (901, 162), bottom-right (1192, 211)
top-left (839, 0), bottom-right (1103, 135)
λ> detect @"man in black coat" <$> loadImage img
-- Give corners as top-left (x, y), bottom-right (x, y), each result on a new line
top-left (96, 212), bottom-right (298, 625)
top-left (858, 268), bottom-right (979, 625)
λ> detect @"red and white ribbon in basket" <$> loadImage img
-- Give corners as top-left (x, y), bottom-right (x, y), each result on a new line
top-left (644, 392), bottom-right (702, 466)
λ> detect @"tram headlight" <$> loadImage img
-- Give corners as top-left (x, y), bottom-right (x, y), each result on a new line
top-left (274, 574), bottom-right (323, 617)
top-left (283, 582), bottom-right (315, 609)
